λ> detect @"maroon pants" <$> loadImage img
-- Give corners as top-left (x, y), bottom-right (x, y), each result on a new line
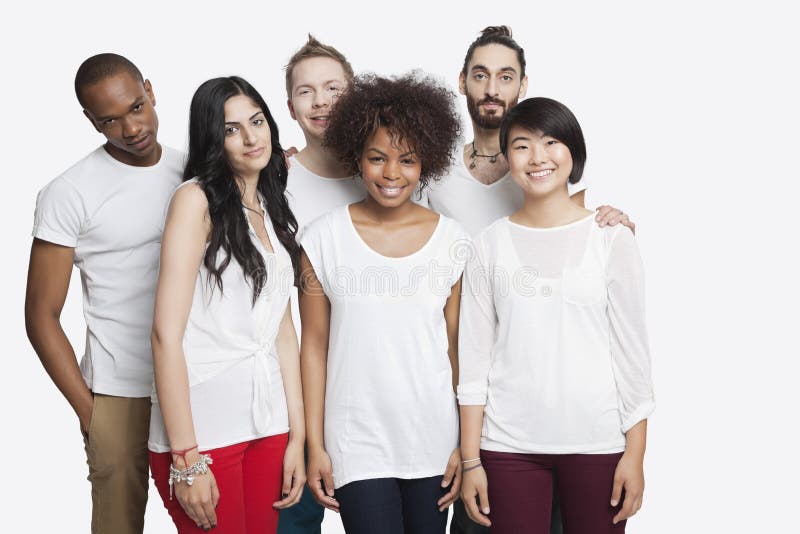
top-left (480, 449), bottom-right (626, 534)
top-left (150, 433), bottom-right (288, 534)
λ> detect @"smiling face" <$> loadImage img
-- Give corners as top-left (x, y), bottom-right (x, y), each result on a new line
top-left (288, 56), bottom-right (348, 142)
top-left (460, 43), bottom-right (528, 130)
top-left (223, 94), bottom-right (272, 180)
top-left (506, 125), bottom-right (573, 198)
top-left (81, 71), bottom-right (160, 166)
top-left (358, 126), bottom-right (421, 208)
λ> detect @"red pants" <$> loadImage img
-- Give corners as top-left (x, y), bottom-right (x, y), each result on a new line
top-left (481, 449), bottom-right (626, 534)
top-left (150, 433), bottom-right (288, 533)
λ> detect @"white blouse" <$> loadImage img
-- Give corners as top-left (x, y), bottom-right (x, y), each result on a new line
top-left (301, 206), bottom-right (469, 488)
top-left (458, 214), bottom-right (655, 454)
top-left (149, 180), bottom-right (295, 453)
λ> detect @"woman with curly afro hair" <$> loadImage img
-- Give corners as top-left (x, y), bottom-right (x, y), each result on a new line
top-left (298, 72), bottom-right (468, 533)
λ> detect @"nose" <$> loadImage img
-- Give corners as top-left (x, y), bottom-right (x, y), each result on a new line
top-left (384, 158), bottom-right (401, 181)
top-left (312, 89), bottom-right (330, 109)
top-left (529, 143), bottom-right (548, 166)
top-left (241, 124), bottom-right (257, 146)
top-left (121, 116), bottom-right (142, 139)
top-left (485, 76), bottom-right (499, 97)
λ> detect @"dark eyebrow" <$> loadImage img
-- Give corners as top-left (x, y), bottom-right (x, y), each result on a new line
top-left (95, 97), bottom-right (143, 122)
top-left (471, 64), bottom-right (518, 75)
top-left (366, 147), bottom-right (388, 157)
top-left (510, 135), bottom-right (531, 144)
top-left (226, 110), bottom-right (264, 126)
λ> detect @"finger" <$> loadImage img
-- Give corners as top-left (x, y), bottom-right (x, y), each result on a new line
top-left (273, 472), bottom-right (304, 509)
top-left (192, 501), bottom-right (212, 530)
top-left (595, 205), bottom-right (612, 218)
top-left (442, 462), bottom-right (457, 488)
top-left (477, 484), bottom-right (491, 519)
top-left (613, 495), bottom-right (636, 524)
top-left (322, 469), bottom-right (336, 499)
top-left (610, 476), bottom-right (624, 507)
top-left (201, 497), bottom-right (217, 528)
top-left (281, 465), bottom-right (293, 500)
top-left (211, 477), bottom-right (220, 509)
top-left (309, 474), bottom-right (339, 511)
top-left (437, 484), bottom-right (460, 511)
top-left (464, 496), bottom-right (485, 526)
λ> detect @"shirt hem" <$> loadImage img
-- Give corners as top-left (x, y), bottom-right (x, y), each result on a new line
top-left (334, 467), bottom-right (447, 490)
top-left (90, 380), bottom-right (154, 398)
top-left (480, 438), bottom-right (626, 455)
top-left (148, 426), bottom-right (291, 453)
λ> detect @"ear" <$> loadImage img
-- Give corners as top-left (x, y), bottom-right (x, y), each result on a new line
top-left (518, 75), bottom-right (529, 100)
top-left (83, 109), bottom-right (102, 134)
top-left (144, 79), bottom-right (156, 107)
top-left (458, 72), bottom-right (467, 96)
top-left (287, 98), bottom-right (296, 121)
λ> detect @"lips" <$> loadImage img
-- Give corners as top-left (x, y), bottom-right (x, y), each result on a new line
top-left (527, 169), bottom-right (554, 180)
top-left (376, 184), bottom-right (407, 198)
top-left (244, 147), bottom-right (265, 157)
top-left (128, 134), bottom-right (151, 150)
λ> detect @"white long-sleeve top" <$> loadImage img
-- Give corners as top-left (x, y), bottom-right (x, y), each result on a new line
top-left (149, 180), bottom-right (295, 452)
top-left (457, 214), bottom-right (655, 454)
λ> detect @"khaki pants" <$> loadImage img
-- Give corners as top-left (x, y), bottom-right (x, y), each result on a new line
top-left (82, 394), bottom-right (151, 534)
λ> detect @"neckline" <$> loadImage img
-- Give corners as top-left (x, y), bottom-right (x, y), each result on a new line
top-left (98, 144), bottom-right (166, 172)
top-left (289, 155), bottom-right (357, 182)
top-left (456, 148), bottom-right (510, 189)
top-left (505, 211), bottom-right (596, 232)
top-left (243, 194), bottom-right (276, 256)
top-left (344, 204), bottom-right (443, 261)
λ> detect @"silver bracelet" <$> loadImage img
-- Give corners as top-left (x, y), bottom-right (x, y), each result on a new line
top-left (168, 453), bottom-right (213, 500)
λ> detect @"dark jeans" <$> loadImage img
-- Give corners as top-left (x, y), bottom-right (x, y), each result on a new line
top-left (480, 450), bottom-right (626, 534)
top-left (451, 483), bottom-right (563, 534)
top-left (277, 485), bottom-right (324, 534)
top-left (337, 476), bottom-right (448, 534)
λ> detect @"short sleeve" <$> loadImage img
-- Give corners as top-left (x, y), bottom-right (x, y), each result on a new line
top-left (447, 222), bottom-right (472, 287)
top-left (298, 216), bottom-right (329, 295)
top-left (32, 177), bottom-right (86, 247)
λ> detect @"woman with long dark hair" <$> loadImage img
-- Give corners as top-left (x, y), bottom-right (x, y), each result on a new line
top-left (148, 76), bottom-right (305, 533)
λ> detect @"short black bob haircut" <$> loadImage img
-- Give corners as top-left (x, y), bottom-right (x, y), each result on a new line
top-left (499, 97), bottom-right (586, 184)
top-left (75, 53), bottom-right (144, 107)
top-left (324, 72), bottom-right (461, 190)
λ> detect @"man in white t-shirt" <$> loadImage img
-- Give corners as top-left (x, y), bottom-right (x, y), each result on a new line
top-left (25, 54), bottom-right (183, 534)
top-left (435, 26), bottom-right (635, 534)
top-left (278, 35), bottom-right (363, 534)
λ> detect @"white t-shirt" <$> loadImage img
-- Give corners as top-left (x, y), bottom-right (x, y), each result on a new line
top-left (148, 180), bottom-right (295, 452)
top-left (428, 154), bottom-right (588, 237)
top-left (457, 214), bottom-right (655, 454)
top-left (300, 206), bottom-right (468, 488)
top-left (32, 145), bottom-right (184, 397)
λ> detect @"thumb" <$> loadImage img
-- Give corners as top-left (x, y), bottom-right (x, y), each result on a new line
top-left (610, 475), bottom-right (624, 507)
top-left (323, 469), bottom-right (336, 498)
top-left (281, 465), bottom-right (293, 498)
top-left (478, 484), bottom-right (491, 515)
top-left (211, 476), bottom-right (220, 508)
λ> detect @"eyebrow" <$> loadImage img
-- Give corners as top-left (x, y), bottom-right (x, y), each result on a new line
top-left (366, 147), bottom-right (414, 158)
top-left (471, 64), bottom-right (518, 74)
top-left (295, 79), bottom-right (343, 90)
top-left (95, 97), bottom-right (144, 122)
top-left (510, 135), bottom-right (531, 143)
top-left (225, 110), bottom-right (264, 125)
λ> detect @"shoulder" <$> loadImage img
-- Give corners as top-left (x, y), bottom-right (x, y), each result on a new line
top-left (169, 179), bottom-right (208, 214)
top-left (300, 205), bottom-right (343, 242)
top-left (159, 145), bottom-right (187, 175)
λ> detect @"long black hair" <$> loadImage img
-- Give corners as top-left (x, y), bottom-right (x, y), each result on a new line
top-left (184, 76), bottom-right (299, 302)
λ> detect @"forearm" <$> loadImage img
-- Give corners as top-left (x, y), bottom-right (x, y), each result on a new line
top-left (152, 336), bottom-right (197, 451)
top-left (459, 404), bottom-right (485, 459)
top-left (301, 345), bottom-right (327, 451)
top-left (276, 312), bottom-right (305, 442)
top-left (26, 314), bottom-right (93, 414)
top-left (624, 419), bottom-right (647, 458)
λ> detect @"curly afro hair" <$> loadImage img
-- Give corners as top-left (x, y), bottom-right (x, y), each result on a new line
top-left (324, 72), bottom-right (461, 189)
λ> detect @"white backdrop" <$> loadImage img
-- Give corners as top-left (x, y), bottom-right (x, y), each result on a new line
top-left (2, 1), bottom-right (798, 532)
